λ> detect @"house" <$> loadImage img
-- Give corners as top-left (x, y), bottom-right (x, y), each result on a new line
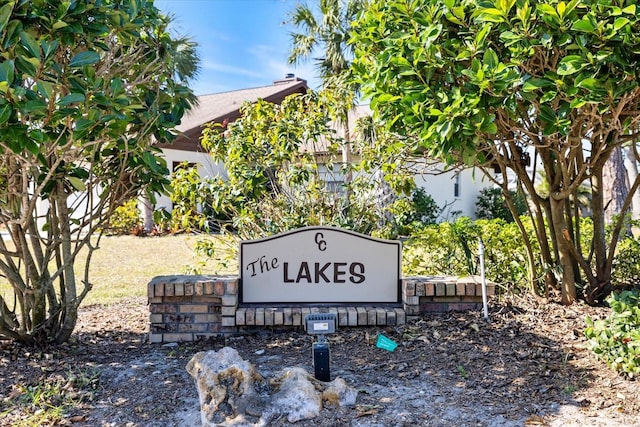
top-left (159, 75), bottom-right (308, 158)
top-left (150, 75), bottom-right (491, 227)
top-left (313, 104), bottom-right (492, 221)
top-left (152, 75), bottom-right (309, 215)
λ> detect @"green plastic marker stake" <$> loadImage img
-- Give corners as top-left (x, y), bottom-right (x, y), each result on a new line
top-left (376, 333), bottom-right (398, 352)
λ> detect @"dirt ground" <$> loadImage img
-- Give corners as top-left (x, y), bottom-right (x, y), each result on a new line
top-left (1, 295), bottom-right (639, 427)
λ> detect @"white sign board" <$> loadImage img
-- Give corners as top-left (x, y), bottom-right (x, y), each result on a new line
top-left (240, 227), bottom-right (401, 304)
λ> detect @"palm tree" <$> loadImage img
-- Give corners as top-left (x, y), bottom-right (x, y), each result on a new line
top-left (141, 15), bottom-right (201, 232)
top-left (288, 0), bottom-right (361, 88)
top-left (288, 0), bottom-right (364, 185)
top-left (158, 14), bottom-right (201, 108)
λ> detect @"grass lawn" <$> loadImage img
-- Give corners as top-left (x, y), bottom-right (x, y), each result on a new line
top-left (0, 234), bottom-right (237, 307)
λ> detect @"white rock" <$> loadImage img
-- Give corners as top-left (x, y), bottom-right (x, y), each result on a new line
top-left (322, 377), bottom-right (358, 407)
top-left (186, 347), bottom-right (265, 426)
top-left (264, 367), bottom-right (322, 423)
top-left (186, 347), bottom-right (358, 426)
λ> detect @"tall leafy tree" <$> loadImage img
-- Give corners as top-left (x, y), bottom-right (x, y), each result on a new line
top-left (0, 0), bottom-right (198, 344)
top-left (351, 0), bottom-right (640, 305)
top-left (199, 91), bottom-right (383, 238)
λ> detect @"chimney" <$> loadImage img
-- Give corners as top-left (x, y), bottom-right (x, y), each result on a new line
top-left (274, 74), bottom-right (305, 85)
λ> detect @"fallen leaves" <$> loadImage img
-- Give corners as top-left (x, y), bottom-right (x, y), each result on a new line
top-left (354, 404), bottom-right (381, 418)
top-left (1, 294), bottom-right (639, 426)
top-left (524, 415), bottom-right (547, 425)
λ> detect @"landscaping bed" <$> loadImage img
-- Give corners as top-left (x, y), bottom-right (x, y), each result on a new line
top-left (1, 295), bottom-right (638, 426)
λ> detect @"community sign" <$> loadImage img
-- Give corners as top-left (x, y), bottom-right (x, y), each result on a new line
top-left (239, 227), bottom-right (402, 304)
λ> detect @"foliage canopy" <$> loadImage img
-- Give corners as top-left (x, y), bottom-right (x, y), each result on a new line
top-left (0, 0), bottom-right (197, 344)
top-left (199, 91), bottom-right (388, 238)
top-left (351, 0), bottom-right (640, 304)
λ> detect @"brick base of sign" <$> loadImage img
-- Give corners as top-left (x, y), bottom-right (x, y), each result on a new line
top-left (147, 275), bottom-right (495, 343)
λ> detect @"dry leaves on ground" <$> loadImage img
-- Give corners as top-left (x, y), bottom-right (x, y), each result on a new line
top-left (1, 295), bottom-right (638, 426)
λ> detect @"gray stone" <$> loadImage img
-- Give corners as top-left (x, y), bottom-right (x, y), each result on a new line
top-left (322, 377), bottom-right (358, 407)
top-left (264, 367), bottom-right (322, 423)
top-left (186, 347), bottom-right (266, 426)
top-left (186, 347), bottom-right (358, 426)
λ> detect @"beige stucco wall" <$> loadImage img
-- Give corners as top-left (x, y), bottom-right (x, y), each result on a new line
top-left (413, 164), bottom-right (493, 220)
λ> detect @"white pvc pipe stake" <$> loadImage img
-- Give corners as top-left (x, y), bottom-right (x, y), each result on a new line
top-left (478, 239), bottom-right (489, 320)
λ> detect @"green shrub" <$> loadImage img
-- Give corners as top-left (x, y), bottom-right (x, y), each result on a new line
top-left (475, 187), bottom-right (527, 222)
top-left (475, 218), bottom-right (533, 290)
top-left (169, 164), bottom-right (212, 233)
top-left (103, 199), bottom-right (141, 235)
top-left (585, 290), bottom-right (640, 378)
top-left (402, 217), bottom-right (481, 278)
top-left (408, 187), bottom-right (440, 225)
top-left (612, 235), bottom-right (640, 288)
top-left (386, 188), bottom-right (440, 237)
top-left (402, 217), bottom-right (533, 293)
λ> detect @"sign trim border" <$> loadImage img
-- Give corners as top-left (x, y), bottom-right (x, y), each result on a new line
top-left (239, 226), bottom-right (402, 305)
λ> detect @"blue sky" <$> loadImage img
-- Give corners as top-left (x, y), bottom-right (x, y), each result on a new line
top-left (155, 0), bottom-right (319, 95)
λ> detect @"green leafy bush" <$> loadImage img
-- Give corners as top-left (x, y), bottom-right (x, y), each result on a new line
top-left (475, 218), bottom-right (534, 289)
top-left (192, 90), bottom-right (396, 240)
top-left (402, 217), bottom-right (481, 278)
top-left (169, 164), bottom-right (213, 233)
top-left (386, 188), bottom-right (440, 237)
top-left (103, 199), bottom-right (141, 235)
top-left (475, 187), bottom-right (528, 222)
top-left (402, 223), bottom-right (463, 276)
top-left (402, 217), bottom-right (534, 292)
top-left (402, 216), bottom-right (639, 297)
top-left (585, 290), bottom-right (640, 378)
top-left (612, 234), bottom-right (640, 288)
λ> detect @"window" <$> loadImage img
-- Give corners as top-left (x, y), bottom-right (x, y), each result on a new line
top-left (325, 180), bottom-right (344, 194)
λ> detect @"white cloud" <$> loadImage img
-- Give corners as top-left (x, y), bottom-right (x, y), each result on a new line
top-left (201, 60), bottom-right (263, 79)
top-left (248, 44), bottom-right (321, 90)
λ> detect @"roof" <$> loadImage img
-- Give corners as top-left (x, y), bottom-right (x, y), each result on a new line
top-left (161, 77), bottom-right (308, 151)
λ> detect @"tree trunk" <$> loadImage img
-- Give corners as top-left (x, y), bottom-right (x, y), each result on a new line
top-left (504, 185), bottom-right (540, 295)
top-left (602, 145), bottom-right (629, 224)
top-left (564, 197), bottom-right (582, 288)
top-left (588, 164), bottom-right (611, 304)
top-left (510, 162), bottom-right (558, 294)
top-left (140, 195), bottom-right (154, 233)
top-left (623, 145), bottom-right (640, 220)
top-left (54, 183), bottom-right (78, 344)
top-left (550, 195), bottom-right (576, 304)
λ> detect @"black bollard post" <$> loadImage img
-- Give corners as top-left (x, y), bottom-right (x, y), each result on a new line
top-left (313, 336), bottom-right (331, 382)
